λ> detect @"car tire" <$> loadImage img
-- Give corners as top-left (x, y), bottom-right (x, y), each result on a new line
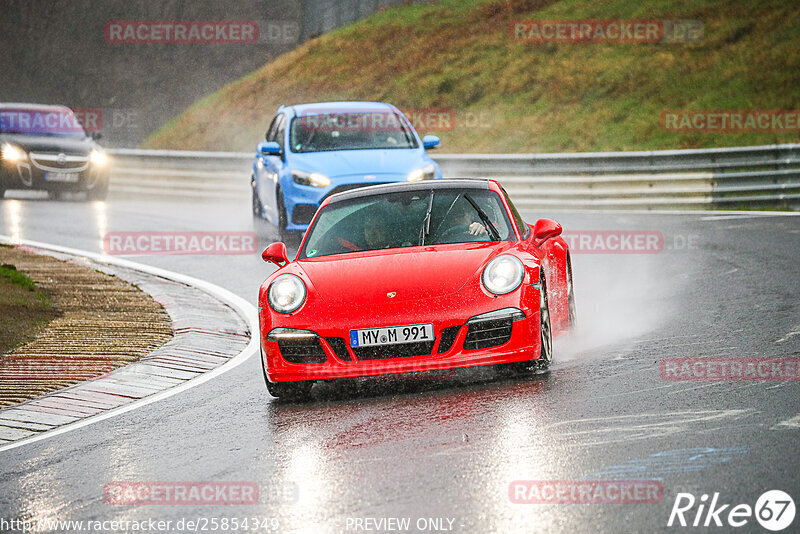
top-left (566, 254), bottom-right (577, 330)
top-left (277, 187), bottom-right (288, 233)
top-left (535, 271), bottom-right (553, 372)
top-left (265, 380), bottom-right (313, 401)
top-left (261, 355), bottom-right (312, 401)
top-left (508, 270), bottom-right (552, 376)
top-left (276, 186), bottom-right (302, 244)
top-left (87, 180), bottom-right (109, 200)
top-left (251, 177), bottom-right (263, 218)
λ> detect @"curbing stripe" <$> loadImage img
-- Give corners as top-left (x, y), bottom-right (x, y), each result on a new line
top-left (0, 235), bottom-right (259, 454)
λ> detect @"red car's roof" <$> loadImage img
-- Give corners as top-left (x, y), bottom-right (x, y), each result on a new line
top-left (324, 178), bottom-right (495, 206)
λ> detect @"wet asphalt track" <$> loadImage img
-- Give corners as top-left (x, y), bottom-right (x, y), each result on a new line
top-left (0, 191), bottom-right (799, 533)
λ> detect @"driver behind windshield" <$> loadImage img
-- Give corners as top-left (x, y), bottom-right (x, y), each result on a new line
top-left (434, 197), bottom-right (491, 244)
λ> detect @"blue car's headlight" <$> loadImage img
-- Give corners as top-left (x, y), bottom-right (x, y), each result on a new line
top-left (292, 170), bottom-right (331, 188)
top-left (406, 163), bottom-right (436, 182)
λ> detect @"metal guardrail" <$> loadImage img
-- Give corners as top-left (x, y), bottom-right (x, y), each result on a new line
top-left (107, 144), bottom-right (800, 210)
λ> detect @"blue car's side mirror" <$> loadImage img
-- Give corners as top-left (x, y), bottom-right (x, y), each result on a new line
top-left (258, 141), bottom-right (281, 156)
top-left (422, 135), bottom-right (440, 149)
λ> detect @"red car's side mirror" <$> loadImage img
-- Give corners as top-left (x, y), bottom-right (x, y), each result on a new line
top-left (532, 218), bottom-right (562, 245)
top-left (262, 242), bottom-right (289, 266)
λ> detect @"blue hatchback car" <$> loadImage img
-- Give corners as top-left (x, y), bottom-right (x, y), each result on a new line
top-left (251, 101), bottom-right (442, 233)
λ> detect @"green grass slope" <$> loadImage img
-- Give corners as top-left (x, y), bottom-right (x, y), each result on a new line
top-left (144, 0), bottom-right (800, 153)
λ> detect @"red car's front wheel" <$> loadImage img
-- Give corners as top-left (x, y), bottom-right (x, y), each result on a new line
top-left (262, 355), bottom-right (313, 401)
top-left (536, 271), bottom-right (553, 372)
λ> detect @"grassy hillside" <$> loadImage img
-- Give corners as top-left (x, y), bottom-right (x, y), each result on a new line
top-left (144, 0), bottom-right (800, 153)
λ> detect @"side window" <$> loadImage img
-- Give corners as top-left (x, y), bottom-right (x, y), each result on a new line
top-left (274, 114), bottom-right (286, 152)
top-left (501, 186), bottom-right (529, 239)
top-left (265, 115), bottom-right (279, 142)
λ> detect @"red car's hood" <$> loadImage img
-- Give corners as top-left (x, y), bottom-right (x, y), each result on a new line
top-left (296, 242), bottom-right (514, 303)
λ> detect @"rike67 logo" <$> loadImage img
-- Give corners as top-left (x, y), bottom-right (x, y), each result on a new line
top-left (668, 490), bottom-right (795, 531)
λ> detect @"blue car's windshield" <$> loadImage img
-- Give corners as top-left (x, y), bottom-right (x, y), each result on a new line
top-left (300, 189), bottom-right (514, 259)
top-left (289, 112), bottom-right (418, 153)
top-left (0, 108), bottom-right (86, 137)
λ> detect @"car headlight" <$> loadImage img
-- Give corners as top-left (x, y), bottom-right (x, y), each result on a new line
top-left (482, 255), bottom-right (524, 295)
top-left (89, 149), bottom-right (108, 166)
top-left (406, 163), bottom-right (435, 182)
top-left (292, 170), bottom-right (330, 188)
top-left (267, 274), bottom-right (307, 314)
top-left (2, 143), bottom-right (26, 164)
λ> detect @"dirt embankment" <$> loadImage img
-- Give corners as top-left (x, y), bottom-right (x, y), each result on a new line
top-left (0, 246), bottom-right (173, 408)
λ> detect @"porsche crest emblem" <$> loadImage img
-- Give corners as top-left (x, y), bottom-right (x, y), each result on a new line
top-left (387, 292), bottom-right (396, 298)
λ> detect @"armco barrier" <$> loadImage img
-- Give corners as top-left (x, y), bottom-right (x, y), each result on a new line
top-left (107, 144), bottom-right (800, 210)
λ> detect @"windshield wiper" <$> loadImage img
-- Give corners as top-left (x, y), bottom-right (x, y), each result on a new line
top-left (464, 194), bottom-right (500, 241)
top-left (419, 191), bottom-right (434, 245)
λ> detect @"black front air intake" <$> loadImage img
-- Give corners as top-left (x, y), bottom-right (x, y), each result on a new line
top-left (325, 337), bottom-right (351, 361)
top-left (437, 326), bottom-right (461, 353)
top-left (278, 337), bottom-right (327, 364)
top-left (463, 319), bottom-right (513, 351)
top-left (291, 204), bottom-right (318, 225)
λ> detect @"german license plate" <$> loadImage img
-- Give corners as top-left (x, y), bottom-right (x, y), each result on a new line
top-left (350, 323), bottom-right (434, 347)
top-left (45, 171), bottom-right (79, 182)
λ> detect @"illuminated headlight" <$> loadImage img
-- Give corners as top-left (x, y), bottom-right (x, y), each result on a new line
top-left (482, 255), bottom-right (524, 295)
top-left (267, 274), bottom-right (307, 314)
top-left (406, 163), bottom-right (435, 182)
top-left (2, 143), bottom-right (26, 164)
top-left (89, 150), bottom-right (108, 166)
top-left (292, 170), bottom-right (330, 188)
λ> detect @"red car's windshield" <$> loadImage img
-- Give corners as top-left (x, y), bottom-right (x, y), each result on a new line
top-left (300, 189), bottom-right (514, 259)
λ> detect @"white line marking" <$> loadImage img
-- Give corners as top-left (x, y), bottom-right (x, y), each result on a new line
top-left (772, 414), bottom-right (800, 429)
top-left (666, 382), bottom-right (722, 396)
top-left (592, 383), bottom-right (673, 400)
top-left (700, 213), bottom-right (800, 221)
top-left (535, 209), bottom-right (800, 216)
top-left (0, 235), bottom-right (259, 454)
top-left (775, 329), bottom-right (800, 344)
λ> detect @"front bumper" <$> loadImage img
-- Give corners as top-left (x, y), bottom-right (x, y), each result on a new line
top-left (1, 157), bottom-right (107, 191)
top-left (262, 307), bottom-right (542, 383)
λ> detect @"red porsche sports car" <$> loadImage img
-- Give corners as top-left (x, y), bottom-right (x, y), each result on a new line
top-left (258, 179), bottom-right (576, 400)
